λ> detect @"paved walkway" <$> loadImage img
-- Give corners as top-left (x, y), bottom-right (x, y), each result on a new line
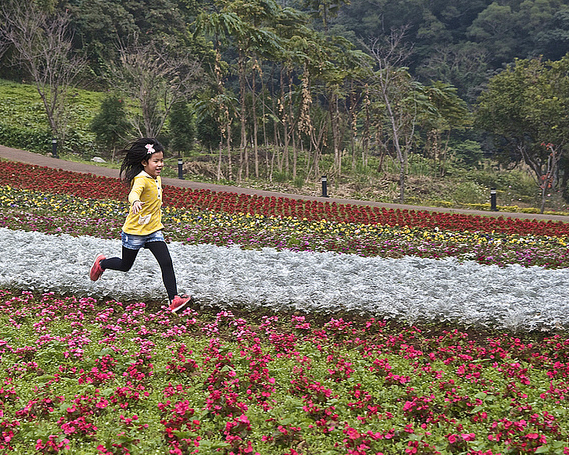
top-left (2, 144), bottom-right (569, 222)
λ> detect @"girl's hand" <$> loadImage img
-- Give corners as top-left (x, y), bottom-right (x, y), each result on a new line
top-left (131, 200), bottom-right (144, 214)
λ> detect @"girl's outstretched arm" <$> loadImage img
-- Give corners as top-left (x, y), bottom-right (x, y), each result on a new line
top-left (127, 178), bottom-right (146, 204)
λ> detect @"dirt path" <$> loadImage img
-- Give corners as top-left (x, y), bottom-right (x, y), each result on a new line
top-left (2, 144), bottom-right (569, 223)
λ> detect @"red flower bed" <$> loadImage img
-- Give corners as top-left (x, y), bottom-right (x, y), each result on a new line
top-left (1, 160), bottom-right (568, 237)
top-left (166, 186), bottom-right (569, 237)
top-left (0, 161), bottom-right (129, 200)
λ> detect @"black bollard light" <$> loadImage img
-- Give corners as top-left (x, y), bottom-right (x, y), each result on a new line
top-left (490, 187), bottom-right (498, 211)
top-left (321, 175), bottom-right (328, 198)
top-left (51, 138), bottom-right (58, 158)
top-left (178, 158), bottom-right (184, 180)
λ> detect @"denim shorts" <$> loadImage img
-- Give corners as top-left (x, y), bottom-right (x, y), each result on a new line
top-left (121, 230), bottom-right (165, 250)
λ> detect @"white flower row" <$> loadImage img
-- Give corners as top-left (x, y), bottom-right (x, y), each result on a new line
top-left (1, 227), bottom-right (567, 331)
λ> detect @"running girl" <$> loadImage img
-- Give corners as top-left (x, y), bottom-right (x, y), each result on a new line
top-left (89, 137), bottom-right (192, 314)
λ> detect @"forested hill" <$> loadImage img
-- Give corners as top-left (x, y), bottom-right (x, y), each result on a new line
top-left (331, 0), bottom-right (569, 101)
top-left (2, 0), bottom-right (568, 101)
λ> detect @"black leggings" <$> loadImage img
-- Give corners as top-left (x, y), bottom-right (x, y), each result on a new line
top-left (100, 241), bottom-right (178, 301)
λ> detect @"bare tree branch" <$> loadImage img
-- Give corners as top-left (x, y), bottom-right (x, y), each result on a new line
top-left (0, 2), bottom-right (87, 148)
top-left (369, 26), bottom-right (414, 73)
top-left (111, 36), bottom-right (203, 138)
top-left (365, 27), bottom-right (418, 203)
top-left (0, 34), bottom-right (9, 61)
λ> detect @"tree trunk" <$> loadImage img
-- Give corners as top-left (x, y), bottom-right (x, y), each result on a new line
top-left (540, 185), bottom-right (547, 214)
top-left (363, 87), bottom-right (370, 167)
top-left (238, 55), bottom-right (248, 181)
top-left (349, 82), bottom-right (358, 171)
top-left (383, 86), bottom-right (411, 203)
top-left (290, 75), bottom-right (297, 179)
top-left (271, 72), bottom-right (280, 178)
top-left (520, 143), bottom-right (561, 214)
top-left (252, 61), bottom-right (259, 178)
top-left (329, 91), bottom-right (341, 175)
top-left (399, 150), bottom-right (407, 202)
top-left (280, 67), bottom-right (289, 174)
top-left (292, 131), bottom-right (297, 179)
top-left (217, 140), bottom-right (223, 180)
top-left (226, 122), bottom-right (233, 181)
top-left (310, 119), bottom-right (326, 180)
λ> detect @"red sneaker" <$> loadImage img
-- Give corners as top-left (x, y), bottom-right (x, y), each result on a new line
top-left (169, 294), bottom-right (193, 314)
top-left (90, 253), bottom-right (106, 281)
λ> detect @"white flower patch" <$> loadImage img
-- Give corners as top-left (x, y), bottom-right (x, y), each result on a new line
top-left (1, 227), bottom-right (568, 331)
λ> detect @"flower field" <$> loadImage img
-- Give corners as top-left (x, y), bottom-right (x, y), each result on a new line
top-left (2, 159), bottom-right (569, 454)
top-left (2, 160), bottom-right (569, 269)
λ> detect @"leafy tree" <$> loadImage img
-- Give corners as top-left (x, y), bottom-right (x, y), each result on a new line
top-left (534, 8), bottom-right (569, 60)
top-left (195, 106), bottom-right (222, 152)
top-left (416, 10), bottom-right (452, 47)
top-left (226, 0), bottom-right (284, 180)
top-left (416, 41), bottom-right (489, 103)
top-left (419, 80), bottom-right (471, 176)
top-left (267, 9), bottom-right (317, 178)
top-left (331, 0), bottom-right (567, 101)
top-left (452, 139), bottom-right (485, 169)
top-left (67, 0), bottom-right (201, 81)
top-left (195, 91), bottom-right (239, 180)
top-left (69, 0), bottom-right (188, 47)
top-left (68, 0), bottom-right (137, 77)
top-left (194, 8), bottom-right (246, 180)
top-left (476, 56), bottom-right (569, 212)
top-left (90, 94), bottom-right (131, 161)
top-left (318, 36), bottom-right (369, 176)
top-left (302, 0), bottom-right (350, 31)
top-left (168, 101), bottom-right (196, 156)
top-left (467, 2), bottom-right (518, 66)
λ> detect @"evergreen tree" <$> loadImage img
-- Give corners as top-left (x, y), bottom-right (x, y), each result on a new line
top-left (90, 94), bottom-right (131, 161)
top-left (168, 101), bottom-right (195, 156)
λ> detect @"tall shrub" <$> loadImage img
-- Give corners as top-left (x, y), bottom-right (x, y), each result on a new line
top-left (168, 101), bottom-right (195, 156)
top-left (90, 94), bottom-right (131, 161)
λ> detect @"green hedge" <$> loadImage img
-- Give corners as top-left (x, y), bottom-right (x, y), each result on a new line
top-left (0, 123), bottom-right (52, 154)
top-left (0, 122), bottom-right (95, 156)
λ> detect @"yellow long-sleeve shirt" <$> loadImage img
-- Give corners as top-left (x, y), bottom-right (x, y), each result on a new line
top-left (122, 171), bottom-right (164, 235)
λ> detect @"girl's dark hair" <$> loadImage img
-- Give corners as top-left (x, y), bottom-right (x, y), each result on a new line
top-left (119, 138), bottom-right (165, 185)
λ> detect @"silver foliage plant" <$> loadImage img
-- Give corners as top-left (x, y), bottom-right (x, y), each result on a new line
top-left (1, 227), bottom-right (566, 331)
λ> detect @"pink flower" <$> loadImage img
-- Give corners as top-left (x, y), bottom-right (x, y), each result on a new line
top-left (345, 427), bottom-right (360, 440)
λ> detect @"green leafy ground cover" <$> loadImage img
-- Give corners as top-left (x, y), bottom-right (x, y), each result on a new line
top-left (1, 290), bottom-right (569, 455)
